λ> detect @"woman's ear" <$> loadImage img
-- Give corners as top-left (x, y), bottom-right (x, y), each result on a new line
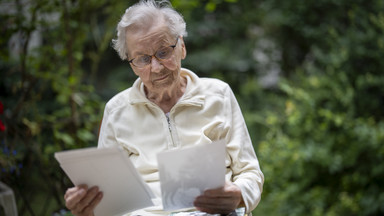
top-left (180, 36), bottom-right (187, 60)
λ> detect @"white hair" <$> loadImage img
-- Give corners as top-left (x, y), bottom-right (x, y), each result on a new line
top-left (112, 0), bottom-right (187, 60)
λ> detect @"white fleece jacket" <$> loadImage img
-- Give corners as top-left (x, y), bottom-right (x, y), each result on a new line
top-left (98, 68), bottom-right (264, 215)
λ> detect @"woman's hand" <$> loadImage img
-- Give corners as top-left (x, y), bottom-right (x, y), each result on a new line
top-left (194, 181), bottom-right (243, 214)
top-left (64, 185), bottom-right (103, 216)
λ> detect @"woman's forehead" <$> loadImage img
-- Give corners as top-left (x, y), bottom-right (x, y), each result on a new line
top-left (126, 25), bottom-right (173, 55)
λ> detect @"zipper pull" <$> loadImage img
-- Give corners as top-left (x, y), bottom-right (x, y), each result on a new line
top-left (166, 113), bottom-right (171, 133)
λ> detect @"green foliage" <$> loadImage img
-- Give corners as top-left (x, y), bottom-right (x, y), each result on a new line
top-left (0, 0), bottom-right (126, 214)
top-left (250, 0), bottom-right (384, 215)
top-left (254, 73), bottom-right (384, 215)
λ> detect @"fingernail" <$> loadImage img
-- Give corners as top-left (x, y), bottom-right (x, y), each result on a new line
top-left (79, 189), bottom-right (85, 195)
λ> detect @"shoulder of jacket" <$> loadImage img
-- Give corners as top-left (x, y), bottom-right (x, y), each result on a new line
top-left (199, 77), bottom-right (231, 95)
top-left (104, 88), bottom-right (132, 114)
top-left (182, 68), bottom-right (230, 94)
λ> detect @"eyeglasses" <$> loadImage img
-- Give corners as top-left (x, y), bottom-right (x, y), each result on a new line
top-left (128, 37), bottom-right (179, 68)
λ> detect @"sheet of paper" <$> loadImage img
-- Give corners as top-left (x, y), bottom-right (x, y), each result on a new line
top-left (157, 140), bottom-right (226, 211)
top-left (55, 147), bottom-right (154, 216)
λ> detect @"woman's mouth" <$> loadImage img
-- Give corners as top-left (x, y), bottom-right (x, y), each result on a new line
top-left (153, 73), bottom-right (169, 82)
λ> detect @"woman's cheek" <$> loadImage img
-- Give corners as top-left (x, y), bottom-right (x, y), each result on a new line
top-left (164, 57), bottom-right (180, 70)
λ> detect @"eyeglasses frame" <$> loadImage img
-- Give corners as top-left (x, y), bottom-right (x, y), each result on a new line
top-left (128, 37), bottom-right (180, 68)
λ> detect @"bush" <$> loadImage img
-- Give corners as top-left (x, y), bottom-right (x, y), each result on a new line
top-left (251, 0), bottom-right (384, 215)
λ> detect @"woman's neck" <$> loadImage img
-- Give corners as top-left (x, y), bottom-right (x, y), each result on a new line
top-left (146, 76), bottom-right (187, 113)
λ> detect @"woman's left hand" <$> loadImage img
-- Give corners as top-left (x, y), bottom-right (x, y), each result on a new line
top-left (193, 181), bottom-right (243, 214)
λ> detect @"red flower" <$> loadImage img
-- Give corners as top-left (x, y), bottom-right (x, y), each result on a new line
top-left (0, 101), bottom-right (3, 114)
top-left (0, 120), bottom-right (5, 131)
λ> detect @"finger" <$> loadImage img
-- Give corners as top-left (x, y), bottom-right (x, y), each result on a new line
top-left (73, 186), bottom-right (100, 212)
top-left (65, 186), bottom-right (88, 210)
top-left (64, 185), bottom-right (88, 200)
top-left (203, 182), bottom-right (240, 197)
top-left (194, 193), bottom-right (239, 214)
top-left (195, 204), bottom-right (234, 215)
top-left (203, 188), bottom-right (226, 197)
top-left (80, 192), bottom-right (103, 215)
top-left (195, 195), bottom-right (234, 207)
top-left (194, 197), bottom-right (234, 214)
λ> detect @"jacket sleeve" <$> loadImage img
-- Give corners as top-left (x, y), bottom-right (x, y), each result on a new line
top-left (224, 84), bottom-right (264, 213)
top-left (97, 102), bottom-right (118, 149)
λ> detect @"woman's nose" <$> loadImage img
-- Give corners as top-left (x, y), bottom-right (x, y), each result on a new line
top-left (150, 56), bottom-right (163, 73)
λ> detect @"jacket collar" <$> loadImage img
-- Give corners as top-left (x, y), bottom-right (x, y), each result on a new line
top-left (128, 68), bottom-right (205, 107)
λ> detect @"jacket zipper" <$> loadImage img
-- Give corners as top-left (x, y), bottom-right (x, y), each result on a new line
top-left (145, 100), bottom-right (203, 149)
top-left (165, 113), bottom-right (174, 145)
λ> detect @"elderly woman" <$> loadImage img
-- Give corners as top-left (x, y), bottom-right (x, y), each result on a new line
top-left (64, 0), bottom-right (263, 215)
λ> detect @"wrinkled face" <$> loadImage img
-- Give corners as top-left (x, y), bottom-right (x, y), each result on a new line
top-left (125, 22), bottom-right (186, 93)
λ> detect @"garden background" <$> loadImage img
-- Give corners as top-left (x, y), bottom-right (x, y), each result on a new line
top-left (1, 0), bottom-right (383, 215)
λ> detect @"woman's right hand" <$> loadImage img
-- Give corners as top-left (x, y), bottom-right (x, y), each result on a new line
top-left (64, 185), bottom-right (103, 216)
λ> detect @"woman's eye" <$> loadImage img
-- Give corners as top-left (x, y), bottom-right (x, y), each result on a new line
top-left (138, 55), bottom-right (151, 63)
top-left (156, 49), bottom-right (170, 59)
